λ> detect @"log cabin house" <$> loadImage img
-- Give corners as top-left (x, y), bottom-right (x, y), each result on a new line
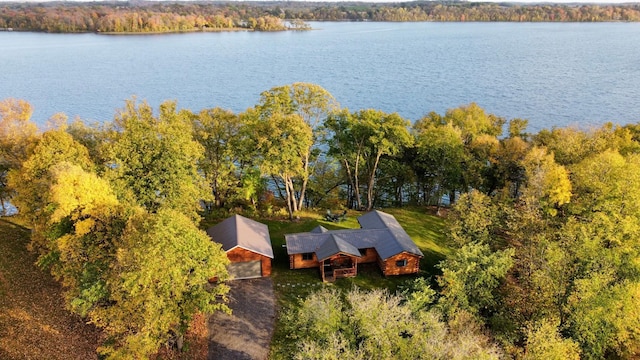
top-left (285, 210), bottom-right (423, 282)
top-left (207, 215), bottom-right (274, 280)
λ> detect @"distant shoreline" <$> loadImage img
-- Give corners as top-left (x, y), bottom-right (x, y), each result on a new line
top-left (0, 27), bottom-right (313, 35)
top-left (1, 2), bottom-right (638, 34)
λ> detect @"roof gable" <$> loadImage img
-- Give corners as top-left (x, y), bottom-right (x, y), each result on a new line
top-left (310, 225), bottom-right (329, 233)
top-left (316, 234), bottom-right (363, 262)
top-left (207, 215), bottom-right (274, 259)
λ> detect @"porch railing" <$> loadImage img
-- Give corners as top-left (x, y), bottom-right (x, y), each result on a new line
top-left (334, 267), bottom-right (357, 278)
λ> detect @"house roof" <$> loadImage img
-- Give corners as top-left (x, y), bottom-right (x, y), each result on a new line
top-left (358, 210), bottom-right (399, 229)
top-left (207, 214), bottom-right (274, 259)
top-left (285, 210), bottom-right (423, 260)
top-left (315, 234), bottom-right (363, 262)
top-left (310, 225), bottom-right (329, 233)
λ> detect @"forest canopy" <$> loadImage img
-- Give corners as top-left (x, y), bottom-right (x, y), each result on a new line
top-left (1, 1), bottom-right (639, 33)
top-left (3, 82), bottom-right (640, 358)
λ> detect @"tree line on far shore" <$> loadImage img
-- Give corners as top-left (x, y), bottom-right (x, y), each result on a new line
top-left (2, 82), bottom-right (640, 359)
top-left (1, 1), bottom-right (640, 34)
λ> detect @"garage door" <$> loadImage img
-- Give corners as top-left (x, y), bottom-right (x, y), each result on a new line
top-left (228, 261), bottom-right (262, 280)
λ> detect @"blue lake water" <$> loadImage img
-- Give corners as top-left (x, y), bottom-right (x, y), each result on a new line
top-left (1, 22), bottom-right (640, 132)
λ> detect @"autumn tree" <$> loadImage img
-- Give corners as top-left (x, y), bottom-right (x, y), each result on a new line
top-left (287, 287), bottom-right (502, 359)
top-left (487, 136), bottom-right (529, 198)
top-left (244, 108), bottom-right (312, 219)
top-left (192, 107), bottom-right (248, 209)
top-left (8, 128), bottom-right (94, 250)
top-left (106, 99), bottom-right (208, 220)
top-left (442, 102), bottom-right (504, 145)
top-left (67, 118), bottom-right (110, 169)
top-left (532, 124), bottom-right (620, 166)
top-left (523, 319), bottom-right (581, 360)
top-left (560, 150), bottom-right (640, 358)
top-left (447, 190), bottom-right (497, 247)
top-left (31, 154), bottom-right (230, 360)
top-left (445, 104), bottom-right (504, 195)
top-left (92, 208), bottom-right (229, 359)
top-left (44, 162), bottom-right (125, 315)
top-left (412, 121), bottom-right (464, 210)
top-left (325, 109), bottom-right (412, 210)
top-left (250, 83), bottom-right (338, 215)
top-left (0, 98), bottom-right (38, 214)
top-left (521, 146), bottom-right (571, 215)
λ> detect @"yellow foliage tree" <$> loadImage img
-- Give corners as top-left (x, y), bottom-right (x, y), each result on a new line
top-left (522, 146), bottom-right (572, 215)
top-left (0, 98), bottom-right (38, 214)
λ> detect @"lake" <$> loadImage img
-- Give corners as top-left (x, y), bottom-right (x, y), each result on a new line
top-left (1, 22), bottom-right (640, 132)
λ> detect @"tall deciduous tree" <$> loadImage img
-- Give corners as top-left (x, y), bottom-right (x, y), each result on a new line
top-left (442, 102), bottom-right (504, 145)
top-left (325, 109), bottom-right (365, 209)
top-left (67, 119), bottom-right (110, 170)
top-left (435, 103), bottom-right (505, 196)
top-left (438, 242), bottom-right (514, 317)
top-left (45, 162), bottom-right (124, 315)
top-left (522, 146), bottom-right (571, 215)
top-left (439, 190), bottom-right (514, 319)
top-left (93, 208), bottom-right (229, 359)
top-left (488, 136), bottom-right (529, 198)
top-left (447, 190), bottom-right (497, 247)
top-left (252, 83), bottom-right (339, 213)
top-left (8, 128), bottom-right (93, 249)
top-left (107, 99), bottom-right (208, 220)
top-left (412, 122), bottom-right (464, 211)
top-left (0, 98), bottom-right (38, 214)
top-left (533, 125), bottom-right (617, 166)
top-left (192, 107), bottom-right (247, 209)
top-left (43, 162), bottom-right (230, 359)
top-left (245, 107), bottom-right (312, 219)
top-left (326, 109), bottom-right (412, 210)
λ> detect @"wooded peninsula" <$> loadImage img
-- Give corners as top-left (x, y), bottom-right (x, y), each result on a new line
top-left (2, 83), bottom-right (640, 359)
top-left (1, 1), bottom-right (640, 33)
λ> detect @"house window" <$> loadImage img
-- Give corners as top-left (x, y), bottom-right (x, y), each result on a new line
top-left (358, 248), bottom-right (368, 256)
top-left (396, 259), bottom-right (408, 267)
top-left (302, 252), bottom-right (314, 261)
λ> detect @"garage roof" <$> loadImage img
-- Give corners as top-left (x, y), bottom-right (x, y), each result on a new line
top-left (207, 215), bottom-right (274, 259)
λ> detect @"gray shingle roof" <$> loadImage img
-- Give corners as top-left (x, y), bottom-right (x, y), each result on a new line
top-left (315, 234), bottom-right (363, 262)
top-left (310, 225), bottom-right (329, 233)
top-left (285, 211), bottom-right (423, 260)
top-left (207, 214), bottom-right (274, 259)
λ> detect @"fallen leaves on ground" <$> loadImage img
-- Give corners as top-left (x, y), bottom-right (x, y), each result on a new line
top-left (0, 218), bottom-right (102, 360)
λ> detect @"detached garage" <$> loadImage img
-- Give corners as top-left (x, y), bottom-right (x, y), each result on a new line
top-left (207, 215), bottom-right (274, 280)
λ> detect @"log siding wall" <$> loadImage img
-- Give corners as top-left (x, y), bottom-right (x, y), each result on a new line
top-left (289, 253), bottom-right (319, 269)
top-left (358, 248), bottom-right (378, 264)
top-left (378, 252), bottom-right (421, 276)
top-left (290, 248), bottom-right (420, 277)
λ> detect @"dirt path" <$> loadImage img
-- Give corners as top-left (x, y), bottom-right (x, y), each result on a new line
top-left (208, 278), bottom-right (276, 360)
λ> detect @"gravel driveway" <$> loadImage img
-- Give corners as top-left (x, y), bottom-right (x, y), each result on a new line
top-left (208, 278), bottom-right (276, 360)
